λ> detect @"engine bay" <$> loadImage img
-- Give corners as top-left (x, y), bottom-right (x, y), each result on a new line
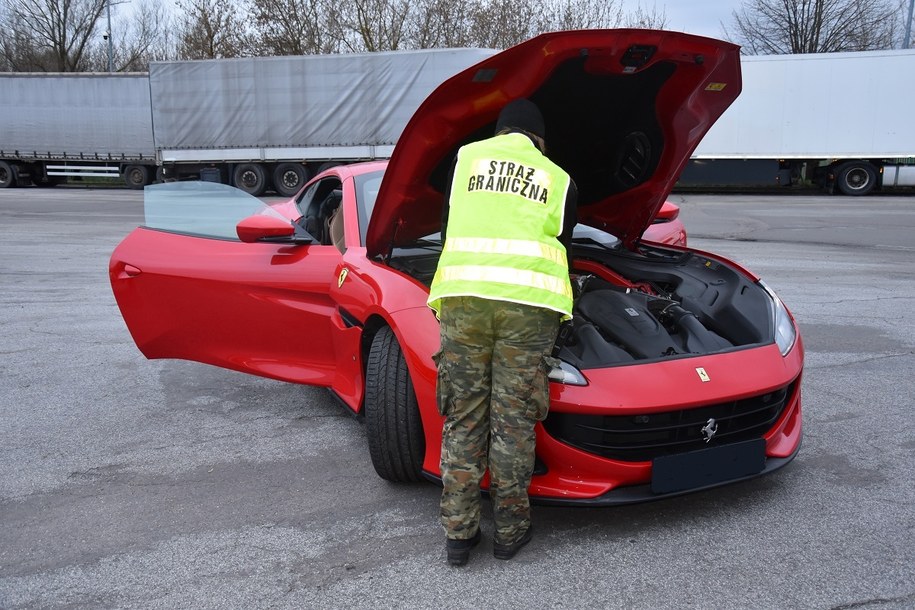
top-left (388, 240), bottom-right (774, 369)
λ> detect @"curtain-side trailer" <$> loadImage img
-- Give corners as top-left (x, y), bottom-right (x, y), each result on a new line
top-left (0, 72), bottom-right (156, 189)
top-left (1, 50), bottom-right (494, 194)
top-left (9, 48), bottom-right (910, 196)
top-left (679, 49), bottom-right (915, 195)
top-left (148, 49), bottom-right (496, 196)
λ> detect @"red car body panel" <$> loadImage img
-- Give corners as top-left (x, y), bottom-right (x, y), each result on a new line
top-left (111, 227), bottom-right (343, 384)
top-left (110, 31), bottom-right (803, 505)
top-left (111, 169), bottom-right (368, 407)
top-left (109, 160), bottom-right (710, 502)
top-left (368, 29), bottom-right (740, 255)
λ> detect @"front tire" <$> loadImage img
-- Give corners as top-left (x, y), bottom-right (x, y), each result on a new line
top-left (364, 326), bottom-right (425, 482)
top-left (835, 161), bottom-right (877, 196)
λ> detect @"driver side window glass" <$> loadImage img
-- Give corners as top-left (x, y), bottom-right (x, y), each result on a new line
top-left (295, 182), bottom-right (319, 216)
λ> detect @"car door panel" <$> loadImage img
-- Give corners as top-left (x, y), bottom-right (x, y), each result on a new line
top-left (110, 227), bottom-right (341, 385)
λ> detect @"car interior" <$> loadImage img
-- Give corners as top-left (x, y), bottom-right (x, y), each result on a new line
top-left (300, 178), bottom-right (346, 252)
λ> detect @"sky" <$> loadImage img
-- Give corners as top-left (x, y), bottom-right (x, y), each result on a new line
top-left (655, 1), bottom-right (742, 39)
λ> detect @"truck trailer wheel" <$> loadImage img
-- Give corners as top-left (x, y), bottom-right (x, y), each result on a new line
top-left (0, 161), bottom-right (15, 188)
top-left (273, 163), bottom-right (310, 197)
top-left (233, 163), bottom-right (268, 196)
top-left (835, 161), bottom-right (877, 196)
top-left (123, 165), bottom-right (151, 190)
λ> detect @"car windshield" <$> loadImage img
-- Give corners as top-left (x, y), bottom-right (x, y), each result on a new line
top-left (572, 224), bottom-right (622, 249)
top-left (143, 181), bottom-right (272, 240)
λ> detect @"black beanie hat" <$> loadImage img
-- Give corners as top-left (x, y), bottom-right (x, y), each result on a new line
top-left (495, 98), bottom-right (545, 140)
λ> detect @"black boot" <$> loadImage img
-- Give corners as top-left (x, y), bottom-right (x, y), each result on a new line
top-left (493, 526), bottom-right (533, 560)
top-left (446, 529), bottom-right (482, 566)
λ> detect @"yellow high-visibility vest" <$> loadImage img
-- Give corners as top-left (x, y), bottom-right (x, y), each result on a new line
top-left (427, 132), bottom-right (573, 318)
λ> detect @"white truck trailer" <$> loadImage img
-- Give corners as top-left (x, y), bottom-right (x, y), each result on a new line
top-left (6, 48), bottom-right (912, 196)
top-left (1, 49), bottom-right (493, 193)
top-left (0, 72), bottom-right (156, 189)
top-left (679, 49), bottom-right (915, 195)
top-left (148, 49), bottom-right (494, 196)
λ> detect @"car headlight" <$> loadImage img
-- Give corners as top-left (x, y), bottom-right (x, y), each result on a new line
top-left (548, 360), bottom-right (589, 386)
top-left (759, 280), bottom-right (797, 356)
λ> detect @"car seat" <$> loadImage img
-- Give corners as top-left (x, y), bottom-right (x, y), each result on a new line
top-left (320, 189), bottom-right (343, 247)
top-left (327, 205), bottom-right (345, 252)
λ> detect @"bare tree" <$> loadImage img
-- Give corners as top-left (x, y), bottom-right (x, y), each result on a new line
top-left (241, 0), bottom-right (674, 57)
top-left (0, 0), bottom-right (172, 72)
top-left (251, 0), bottom-right (343, 55)
top-left (465, 0), bottom-right (549, 49)
top-left (0, 0), bottom-right (108, 71)
top-left (624, 2), bottom-right (669, 29)
top-left (551, 0), bottom-right (625, 30)
top-left (110, 0), bottom-right (172, 70)
top-left (176, 0), bottom-right (254, 59)
top-left (728, 0), bottom-right (903, 54)
top-left (404, 0), bottom-right (477, 48)
top-left (463, 0), bottom-right (667, 50)
top-left (334, 0), bottom-right (413, 52)
top-left (0, 23), bottom-right (36, 71)
top-left (83, 0), bottom-right (173, 71)
top-left (0, 0), bottom-right (688, 73)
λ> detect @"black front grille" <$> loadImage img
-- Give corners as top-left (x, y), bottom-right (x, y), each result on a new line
top-left (543, 381), bottom-right (797, 462)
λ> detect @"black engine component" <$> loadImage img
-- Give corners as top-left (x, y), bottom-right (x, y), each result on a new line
top-left (576, 289), bottom-right (681, 359)
top-left (563, 288), bottom-right (735, 367)
top-left (647, 299), bottom-right (733, 354)
top-left (559, 320), bottom-right (635, 367)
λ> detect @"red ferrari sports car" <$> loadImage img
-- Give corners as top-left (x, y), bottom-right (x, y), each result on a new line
top-left (111, 29), bottom-right (802, 505)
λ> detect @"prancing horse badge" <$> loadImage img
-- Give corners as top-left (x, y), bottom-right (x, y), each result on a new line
top-left (696, 367), bottom-right (710, 382)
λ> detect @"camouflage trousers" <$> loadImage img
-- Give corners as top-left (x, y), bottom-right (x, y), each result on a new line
top-left (435, 296), bottom-right (560, 544)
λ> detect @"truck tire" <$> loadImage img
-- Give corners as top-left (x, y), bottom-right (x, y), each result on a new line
top-left (233, 163), bottom-right (268, 196)
top-left (273, 163), bottom-right (310, 197)
top-left (364, 326), bottom-right (425, 482)
top-left (0, 161), bottom-right (15, 188)
top-left (124, 165), bottom-right (151, 190)
top-left (836, 161), bottom-right (877, 196)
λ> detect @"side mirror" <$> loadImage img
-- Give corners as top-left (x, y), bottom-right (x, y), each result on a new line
top-left (236, 215), bottom-right (312, 244)
top-left (654, 201), bottom-right (680, 222)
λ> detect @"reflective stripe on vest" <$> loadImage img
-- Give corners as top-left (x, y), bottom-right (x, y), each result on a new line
top-left (443, 236), bottom-right (568, 268)
top-left (436, 265), bottom-right (573, 299)
top-left (428, 133), bottom-right (573, 318)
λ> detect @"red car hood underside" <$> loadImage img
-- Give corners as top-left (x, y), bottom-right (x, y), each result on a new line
top-left (367, 29), bottom-right (740, 257)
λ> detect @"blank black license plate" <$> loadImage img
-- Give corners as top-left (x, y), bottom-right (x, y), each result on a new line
top-left (651, 438), bottom-right (766, 494)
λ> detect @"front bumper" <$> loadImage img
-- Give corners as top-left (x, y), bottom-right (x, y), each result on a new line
top-left (524, 353), bottom-right (804, 505)
top-left (530, 435), bottom-right (801, 506)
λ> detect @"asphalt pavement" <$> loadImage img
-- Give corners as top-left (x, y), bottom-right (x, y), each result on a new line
top-left (1, 187), bottom-right (913, 609)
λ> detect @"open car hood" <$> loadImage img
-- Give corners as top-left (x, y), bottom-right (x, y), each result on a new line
top-left (367, 29), bottom-right (740, 257)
